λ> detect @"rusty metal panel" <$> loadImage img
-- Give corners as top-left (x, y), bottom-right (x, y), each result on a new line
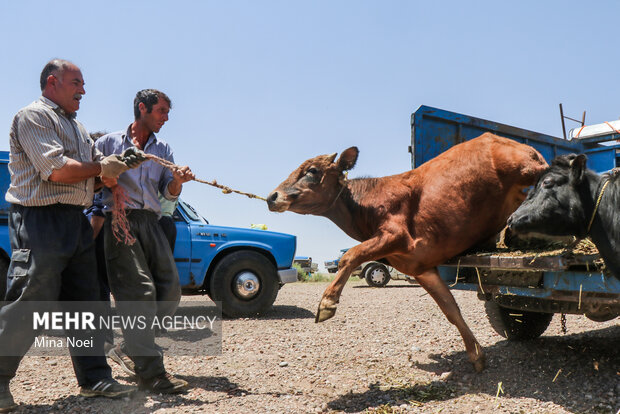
top-left (442, 253), bottom-right (600, 271)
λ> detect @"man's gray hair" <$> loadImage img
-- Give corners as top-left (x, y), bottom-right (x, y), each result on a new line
top-left (40, 59), bottom-right (75, 91)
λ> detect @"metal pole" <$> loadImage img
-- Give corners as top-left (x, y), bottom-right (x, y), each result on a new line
top-left (559, 103), bottom-right (567, 140)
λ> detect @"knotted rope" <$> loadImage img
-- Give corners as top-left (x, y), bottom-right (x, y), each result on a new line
top-left (110, 154), bottom-right (266, 244)
top-left (111, 186), bottom-right (136, 245)
top-left (145, 154), bottom-right (267, 201)
top-left (586, 178), bottom-right (610, 233)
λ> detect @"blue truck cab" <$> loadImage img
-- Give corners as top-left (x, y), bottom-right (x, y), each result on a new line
top-left (411, 106), bottom-right (620, 339)
top-left (0, 151), bottom-right (297, 318)
top-left (0, 152), bottom-right (10, 272)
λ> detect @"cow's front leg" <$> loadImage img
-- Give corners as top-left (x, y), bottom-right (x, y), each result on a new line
top-left (316, 294), bottom-right (339, 322)
top-left (316, 233), bottom-right (404, 323)
top-left (316, 263), bottom-right (356, 322)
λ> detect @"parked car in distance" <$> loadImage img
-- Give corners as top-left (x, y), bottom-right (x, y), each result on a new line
top-left (324, 248), bottom-right (416, 287)
top-left (323, 252), bottom-right (342, 274)
top-left (293, 256), bottom-right (319, 278)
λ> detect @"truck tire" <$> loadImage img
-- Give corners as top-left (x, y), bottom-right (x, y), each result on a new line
top-left (484, 301), bottom-right (553, 340)
top-left (209, 250), bottom-right (279, 318)
top-left (364, 263), bottom-right (391, 287)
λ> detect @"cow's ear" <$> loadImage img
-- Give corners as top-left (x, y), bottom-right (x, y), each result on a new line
top-left (569, 154), bottom-right (587, 184)
top-left (336, 147), bottom-right (359, 171)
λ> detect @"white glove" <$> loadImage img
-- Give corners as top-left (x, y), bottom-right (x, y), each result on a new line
top-left (100, 155), bottom-right (130, 178)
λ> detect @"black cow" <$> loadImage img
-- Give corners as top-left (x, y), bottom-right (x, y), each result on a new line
top-left (507, 154), bottom-right (620, 278)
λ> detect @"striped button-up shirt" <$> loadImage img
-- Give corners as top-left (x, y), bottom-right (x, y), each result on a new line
top-left (95, 127), bottom-right (177, 217)
top-left (6, 97), bottom-right (103, 207)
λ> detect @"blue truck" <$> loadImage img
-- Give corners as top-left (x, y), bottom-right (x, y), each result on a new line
top-left (0, 151), bottom-right (298, 318)
top-left (412, 105), bottom-right (620, 339)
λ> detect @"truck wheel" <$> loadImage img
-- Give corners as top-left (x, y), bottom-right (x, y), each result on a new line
top-left (209, 250), bottom-right (279, 318)
top-left (364, 263), bottom-right (391, 287)
top-left (484, 301), bottom-right (552, 340)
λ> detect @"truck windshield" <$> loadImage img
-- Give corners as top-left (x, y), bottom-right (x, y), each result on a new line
top-left (178, 200), bottom-right (208, 223)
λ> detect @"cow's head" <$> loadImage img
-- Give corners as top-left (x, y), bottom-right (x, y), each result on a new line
top-left (508, 154), bottom-right (589, 238)
top-left (267, 147), bottom-right (359, 214)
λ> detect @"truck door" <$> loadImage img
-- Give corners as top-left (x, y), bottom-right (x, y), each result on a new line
top-left (172, 208), bottom-right (192, 287)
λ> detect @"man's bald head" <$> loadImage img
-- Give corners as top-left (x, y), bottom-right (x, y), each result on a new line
top-left (40, 59), bottom-right (78, 91)
top-left (40, 59), bottom-right (85, 114)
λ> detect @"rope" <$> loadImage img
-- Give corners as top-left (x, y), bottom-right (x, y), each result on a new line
top-left (574, 121), bottom-right (620, 140)
top-left (586, 178), bottom-right (610, 233)
top-left (574, 125), bottom-right (586, 138)
top-left (110, 154), bottom-right (266, 245)
top-left (145, 154), bottom-right (267, 201)
top-left (110, 186), bottom-right (136, 245)
top-left (604, 121), bottom-right (620, 136)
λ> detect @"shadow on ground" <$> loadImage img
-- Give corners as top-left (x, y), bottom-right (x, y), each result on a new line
top-left (258, 305), bottom-right (315, 320)
top-left (14, 376), bottom-right (246, 413)
top-left (328, 325), bottom-right (619, 413)
top-left (328, 380), bottom-right (454, 412)
top-left (352, 284), bottom-right (421, 289)
top-left (174, 303), bottom-right (315, 321)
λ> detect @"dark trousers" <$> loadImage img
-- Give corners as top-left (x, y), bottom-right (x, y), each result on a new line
top-left (104, 210), bottom-right (181, 379)
top-left (0, 204), bottom-right (111, 386)
top-left (158, 215), bottom-right (177, 253)
top-left (94, 229), bottom-right (114, 347)
top-left (98, 215), bottom-right (176, 347)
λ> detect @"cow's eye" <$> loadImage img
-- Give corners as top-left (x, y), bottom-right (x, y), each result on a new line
top-left (306, 167), bottom-right (319, 176)
top-left (542, 177), bottom-right (554, 188)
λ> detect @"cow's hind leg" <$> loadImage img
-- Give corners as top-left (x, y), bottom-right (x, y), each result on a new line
top-left (415, 268), bottom-right (486, 372)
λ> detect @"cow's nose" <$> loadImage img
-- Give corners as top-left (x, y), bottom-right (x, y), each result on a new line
top-left (507, 213), bottom-right (527, 231)
top-left (267, 191), bottom-right (279, 209)
top-left (506, 215), bottom-right (514, 229)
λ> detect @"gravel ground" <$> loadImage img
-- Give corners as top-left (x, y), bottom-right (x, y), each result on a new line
top-left (6, 279), bottom-right (619, 413)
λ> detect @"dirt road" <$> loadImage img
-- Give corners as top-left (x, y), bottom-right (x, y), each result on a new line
top-left (7, 280), bottom-right (619, 413)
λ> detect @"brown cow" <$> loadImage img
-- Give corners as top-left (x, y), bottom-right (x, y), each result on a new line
top-left (267, 133), bottom-right (547, 371)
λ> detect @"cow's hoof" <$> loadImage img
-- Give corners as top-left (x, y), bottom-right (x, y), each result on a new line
top-left (472, 354), bottom-right (486, 373)
top-left (315, 301), bottom-right (337, 323)
top-left (315, 306), bottom-right (337, 323)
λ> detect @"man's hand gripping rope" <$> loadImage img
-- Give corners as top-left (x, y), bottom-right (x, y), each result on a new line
top-left (106, 148), bottom-right (265, 245)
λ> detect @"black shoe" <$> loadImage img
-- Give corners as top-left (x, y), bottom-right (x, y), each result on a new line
top-left (80, 378), bottom-right (137, 398)
top-left (138, 373), bottom-right (189, 394)
top-left (107, 344), bottom-right (136, 377)
top-left (0, 380), bottom-right (15, 413)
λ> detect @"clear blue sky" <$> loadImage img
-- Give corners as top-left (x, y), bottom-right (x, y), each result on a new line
top-left (1, 1), bottom-right (619, 270)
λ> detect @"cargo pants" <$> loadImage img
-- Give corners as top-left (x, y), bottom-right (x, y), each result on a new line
top-left (103, 209), bottom-right (181, 379)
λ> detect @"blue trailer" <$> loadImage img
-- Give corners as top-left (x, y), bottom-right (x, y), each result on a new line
top-left (411, 105), bottom-right (620, 339)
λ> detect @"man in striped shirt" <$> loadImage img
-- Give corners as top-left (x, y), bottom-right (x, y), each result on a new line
top-left (0, 59), bottom-right (142, 412)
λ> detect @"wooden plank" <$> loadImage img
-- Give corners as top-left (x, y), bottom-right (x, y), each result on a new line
top-left (443, 253), bottom-right (599, 271)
